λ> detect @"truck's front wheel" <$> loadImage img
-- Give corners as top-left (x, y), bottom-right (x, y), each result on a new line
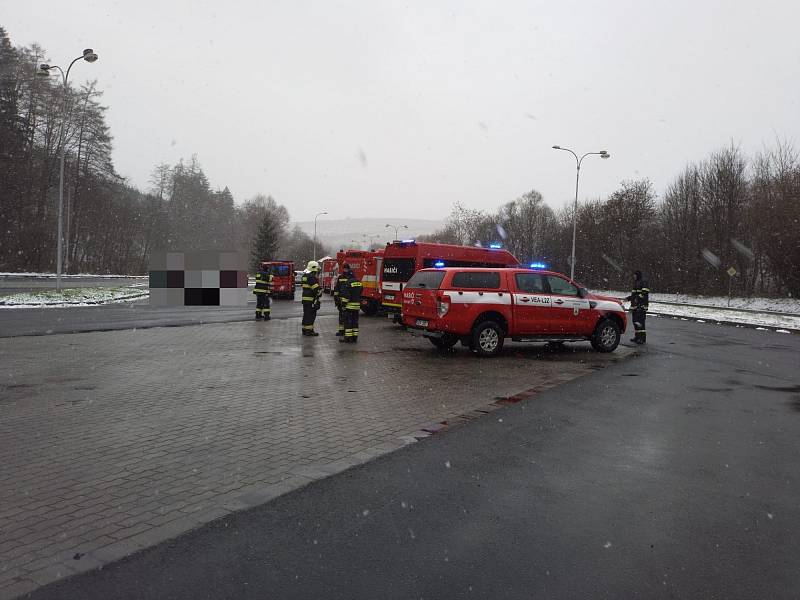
top-left (590, 318), bottom-right (621, 352)
top-left (471, 321), bottom-right (504, 357)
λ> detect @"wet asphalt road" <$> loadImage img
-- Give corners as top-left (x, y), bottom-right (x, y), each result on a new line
top-left (25, 316), bottom-right (800, 600)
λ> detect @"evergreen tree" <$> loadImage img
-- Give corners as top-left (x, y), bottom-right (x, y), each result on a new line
top-left (251, 211), bottom-right (283, 270)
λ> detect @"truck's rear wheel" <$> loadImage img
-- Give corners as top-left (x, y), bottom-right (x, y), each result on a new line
top-left (471, 321), bottom-right (504, 357)
top-left (361, 299), bottom-right (378, 316)
top-left (429, 334), bottom-right (458, 350)
top-left (591, 318), bottom-right (621, 352)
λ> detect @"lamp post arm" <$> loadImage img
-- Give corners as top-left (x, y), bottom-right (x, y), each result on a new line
top-left (64, 55), bottom-right (85, 88)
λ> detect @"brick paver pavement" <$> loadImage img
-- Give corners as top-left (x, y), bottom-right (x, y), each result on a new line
top-left (0, 314), bottom-right (633, 598)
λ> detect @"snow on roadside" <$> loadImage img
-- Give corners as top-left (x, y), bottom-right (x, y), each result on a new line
top-left (649, 303), bottom-right (799, 332)
top-left (0, 287), bottom-right (149, 308)
top-left (0, 272), bottom-right (147, 279)
top-left (598, 290), bottom-right (800, 315)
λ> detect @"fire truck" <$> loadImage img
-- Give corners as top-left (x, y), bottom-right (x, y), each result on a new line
top-left (381, 241), bottom-right (519, 318)
top-left (260, 260), bottom-right (295, 299)
top-left (336, 249), bottom-right (385, 315)
top-left (320, 257), bottom-right (337, 294)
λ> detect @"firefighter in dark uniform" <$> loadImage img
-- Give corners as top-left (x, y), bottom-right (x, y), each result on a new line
top-left (625, 270), bottom-right (650, 344)
top-left (253, 262), bottom-right (273, 320)
top-left (300, 260), bottom-right (322, 336)
top-left (340, 267), bottom-right (362, 343)
top-left (333, 264), bottom-right (351, 337)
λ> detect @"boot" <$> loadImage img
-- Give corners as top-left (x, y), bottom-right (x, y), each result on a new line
top-left (255, 313), bottom-right (263, 320)
top-left (308, 331), bottom-right (319, 337)
top-left (264, 315), bottom-right (271, 321)
top-left (335, 330), bottom-right (344, 336)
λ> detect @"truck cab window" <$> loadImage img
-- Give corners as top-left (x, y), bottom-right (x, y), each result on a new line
top-left (515, 273), bottom-right (547, 293)
top-left (547, 275), bottom-right (578, 296)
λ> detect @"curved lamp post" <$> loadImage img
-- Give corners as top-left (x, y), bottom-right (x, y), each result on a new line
top-left (37, 49), bottom-right (99, 291)
top-left (313, 211), bottom-right (327, 260)
top-left (552, 145), bottom-right (610, 280)
top-left (385, 223), bottom-right (408, 240)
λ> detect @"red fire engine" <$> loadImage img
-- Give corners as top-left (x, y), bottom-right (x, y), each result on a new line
top-left (260, 260), bottom-right (295, 299)
top-left (335, 249), bottom-right (385, 315)
top-left (320, 257), bottom-right (338, 293)
top-left (381, 241), bottom-right (519, 317)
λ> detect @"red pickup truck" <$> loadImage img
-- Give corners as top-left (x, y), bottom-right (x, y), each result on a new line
top-left (401, 267), bottom-right (627, 356)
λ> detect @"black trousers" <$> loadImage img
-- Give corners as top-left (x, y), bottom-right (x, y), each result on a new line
top-left (344, 308), bottom-right (359, 339)
top-left (302, 302), bottom-right (317, 331)
top-left (632, 308), bottom-right (647, 342)
top-left (256, 294), bottom-right (270, 317)
top-left (337, 306), bottom-right (346, 333)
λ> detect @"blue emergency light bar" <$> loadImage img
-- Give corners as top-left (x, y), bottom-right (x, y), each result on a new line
top-left (400, 239), bottom-right (415, 243)
top-left (434, 261), bottom-right (445, 268)
top-left (529, 262), bottom-right (547, 269)
top-left (489, 243), bottom-right (503, 249)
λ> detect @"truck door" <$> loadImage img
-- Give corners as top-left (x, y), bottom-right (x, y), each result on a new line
top-left (512, 272), bottom-right (553, 334)
top-left (545, 275), bottom-right (592, 334)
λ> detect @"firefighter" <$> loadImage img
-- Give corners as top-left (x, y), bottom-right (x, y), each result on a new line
top-left (625, 270), bottom-right (650, 344)
top-left (340, 266), bottom-right (363, 343)
top-left (333, 264), bottom-right (350, 337)
top-left (300, 260), bottom-right (322, 336)
top-left (253, 262), bottom-right (273, 320)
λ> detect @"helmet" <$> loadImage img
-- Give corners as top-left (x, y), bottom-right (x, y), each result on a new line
top-left (342, 263), bottom-right (352, 272)
top-left (306, 260), bottom-right (320, 272)
top-left (260, 262), bottom-right (270, 270)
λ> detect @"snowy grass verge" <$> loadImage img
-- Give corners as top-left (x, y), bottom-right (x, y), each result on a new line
top-left (0, 272), bottom-right (148, 279)
top-left (649, 304), bottom-right (799, 332)
top-left (0, 287), bottom-right (149, 308)
top-left (598, 290), bottom-right (800, 315)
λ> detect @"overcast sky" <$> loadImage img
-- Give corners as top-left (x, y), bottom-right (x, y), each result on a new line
top-left (6, 0), bottom-right (799, 221)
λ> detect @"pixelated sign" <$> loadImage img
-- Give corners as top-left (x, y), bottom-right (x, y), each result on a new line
top-left (148, 251), bottom-right (249, 306)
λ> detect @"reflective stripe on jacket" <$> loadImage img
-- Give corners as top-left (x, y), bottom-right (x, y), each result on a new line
top-left (301, 273), bottom-right (321, 303)
top-left (254, 271), bottom-right (273, 295)
top-left (344, 278), bottom-right (362, 310)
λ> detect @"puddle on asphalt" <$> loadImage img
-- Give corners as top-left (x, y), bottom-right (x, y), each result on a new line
top-left (754, 384), bottom-right (800, 393)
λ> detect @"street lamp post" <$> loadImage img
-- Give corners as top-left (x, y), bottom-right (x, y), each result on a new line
top-left (385, 223), bottom-right (408, 240)
top-left (364, 233), bottom-right (381, 250)
top-left (37, 49), bottom-right (98, 292)
top-left (313, 211), bottom-right (328, 261)
top-left (552, 146), bottom-right (610, 280)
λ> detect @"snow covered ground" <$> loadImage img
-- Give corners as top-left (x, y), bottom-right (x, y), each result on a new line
top-left (599, 290), bottom-right (800, 315)
top-left (0, 287), bottom-right (149, 308)
top-left (0, 272), bottom-right (147, 279)
top-left (598, 290), bottom-right (799, 332)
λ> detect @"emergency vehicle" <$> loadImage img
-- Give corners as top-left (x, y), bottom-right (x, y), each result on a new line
top-left (381, 241), bottom-right (519, 318)
top-left (320, 257), bottom-right (338, 293)
top-left (334, 249), bottom-right (382, 314)
top-left (401, 267), bottom-right (627, 356)
top-left (260, 261), bottom-right (295, 299)
top-left (359, 249), bottom-right (384, 315)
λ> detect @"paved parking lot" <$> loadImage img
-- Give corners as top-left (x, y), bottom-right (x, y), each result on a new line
top-left (0, 314), bottom-right (633, 598)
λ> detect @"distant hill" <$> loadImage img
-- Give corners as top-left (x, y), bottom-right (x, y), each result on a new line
top-left (292, 218), bottom-right (443, 251)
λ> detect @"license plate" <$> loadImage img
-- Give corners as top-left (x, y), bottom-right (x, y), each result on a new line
top-left (385, 294), bottom-right (395, 300)
top-left (415, 319), bottom-right (428, 327)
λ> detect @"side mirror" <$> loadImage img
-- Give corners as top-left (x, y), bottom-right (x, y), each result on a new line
top-left (578, 287), bottom-right (588, 298)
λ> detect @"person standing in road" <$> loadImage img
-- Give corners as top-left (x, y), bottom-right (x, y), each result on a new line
top-left (625, 270), bottom-right (650, 344)
top-left (301, 261), bottom-right (322, 336)
top-left (333, 264), bottom-right (350, 337)
top-left (340, 266), bottom-right (362, 343)
top-left (253, 262), bottom-right (273, 320)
